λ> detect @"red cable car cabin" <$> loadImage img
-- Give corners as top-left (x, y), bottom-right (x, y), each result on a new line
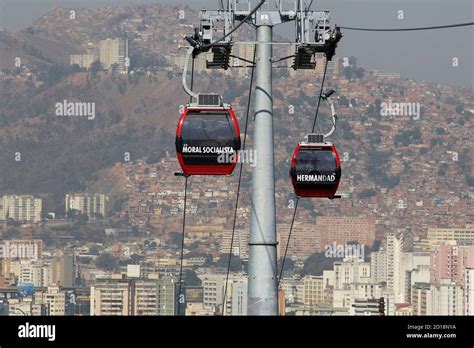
top-left (175, 106), bottom-right (241, 176)
top-left (290, 139), bottom-right (341, 199)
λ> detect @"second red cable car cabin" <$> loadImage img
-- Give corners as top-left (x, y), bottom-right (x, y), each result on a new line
top-left (175, 104), bottom-right (241, 176)
top-left (290, 134), bottom-right (341, 199)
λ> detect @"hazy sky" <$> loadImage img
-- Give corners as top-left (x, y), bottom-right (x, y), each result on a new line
top-left (1, 0), bottom-right (472, 88)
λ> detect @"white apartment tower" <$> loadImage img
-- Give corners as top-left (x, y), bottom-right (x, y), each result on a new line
top-left (200, 274), bottom-right (225, 312)
top-left (70, 54), bottom-right (98, 69)
top-left (99, 38), bottom-right (129, 73)
top-left (90, 280), bottom-right (131, 316)
top-left (65, 193), bottom-right (107, 219)
top-left (334, 257), bottom-right (371, 290)
top-left (371, 233), bottom-right (412, 304)
top-left (428, 281), bottom-right (464, 316)
top-left (37, 286), bottom-right (66, 316)
top-left (465, 268), bottom-right (474, 316)
top-left (0, 195), bottom-right (42, 223)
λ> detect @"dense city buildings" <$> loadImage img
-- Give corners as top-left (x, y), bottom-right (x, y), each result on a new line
top-left (0, 196), bottom-right (42, 223)
top-left (431, 244), bottom-right (474, 285)
top-left (90, 277), bottom-right (176, 316)
top-left (427, 226), bottom-right (474, 247)
top-left (65, 193), bottom-right (108, 219)
top-left (0, 3), bottom-right (472, 319)
top-left (317, 217), bottom-right (376, 251)
top-left (99, 38), bottom-right (129, 73)
top-left (70, 54), bottom-right (98, 69)
top-left (465, 269), bottom-right (474, 316)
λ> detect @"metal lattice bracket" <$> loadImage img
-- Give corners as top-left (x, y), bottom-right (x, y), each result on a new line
top-left (200, 10), bottom-right (234, 46)
top-left (293, 8), bottom-right (343, 68)
top-left (206, 45), bottom-right (233, 70)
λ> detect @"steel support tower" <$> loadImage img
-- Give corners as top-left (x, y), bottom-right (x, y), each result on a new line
top-left (248, 22), bottom-right (277, 315)
top-left (183, 0), bottom-right (341, 316)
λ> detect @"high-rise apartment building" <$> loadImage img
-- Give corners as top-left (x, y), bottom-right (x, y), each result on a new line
top-left (428, 281), bottom-right (464, 316)
top-left (465, 269), bottom-right (474, 316)
top-left (431, 244), bottom-right (474, 285)
top-left (334, 258), bottom-right (371, 290)
top-left (155, 276), bottom-right (177, 316)
top-left (200, 274), bottom-right (225, 312)
top-left (317, 216), bottom-right (375, 251)
top-left (371, 233), bottom-right (412, 304)
top-left (386, 233), bottom-right (404, 303)
top-left (99, 38), bottom-right (129, 73)
top-left (222, 275), bottom-right (248, 316)
top-left (65, 193), bottom-right (107, 219)
top-left (52, 255), bottom-right (75, 288)
top-left (90, 277), bottom-right (176, 316)
top-left (413, 281), bottom-right (464, 316)
top-left (277, 223), bottom-right (320, 258)
top-left (302, 276), bottom-right (324, 307)
top-left (221, 229), bottom-right (248, 258)
top-left (280, 277), bottom-right (304, 304)
top-left (0, 195), bottom-right (42, 223)
top-left (333, 283), bottom-right (384, 310)
top-left (412, 283), bottom-right (430, 316)
top-left (18, 261), bottom-right (52, 287)
top-left (90, 280), bottom-right (131, 316)
top-left (70, 54), bottom-right (98, 69)
top-left (36, 286), bottom-right (66, 316)
top-left (427, 226), bottom-right (474, 247)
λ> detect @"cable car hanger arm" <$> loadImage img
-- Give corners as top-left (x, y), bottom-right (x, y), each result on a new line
top-left (182, 46), bottom-right (199, 101)
top-left (321, 89), bottom-right (338, 139)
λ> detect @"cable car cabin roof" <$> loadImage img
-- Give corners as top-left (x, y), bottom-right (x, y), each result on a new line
top-left (186, 103), bottom-right (231, 111)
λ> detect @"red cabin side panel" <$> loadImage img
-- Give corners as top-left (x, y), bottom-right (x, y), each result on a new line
top-left (290, 144), bottom-right (341, 199)
top-left (176, 107), bottom-right (240, 176)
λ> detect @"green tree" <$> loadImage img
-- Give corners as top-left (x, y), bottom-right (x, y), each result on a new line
top-left (90, 61), bottom-right (102, 74)
top-left (96, 253), bottom-right (120, 271)
top-left (215, 254), bottom-right (242, 272)
top-left (183, 269), bottom-right (202, 286)
top-left (301, 252), bottom-right (341, 276)
top-left (455, 105), bottom-right (464, 114)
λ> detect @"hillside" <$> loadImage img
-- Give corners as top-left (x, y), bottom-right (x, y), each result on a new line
top-left (0, 4), bottom-right (472, 227)
top-left (0, 31), bottom-right (80, 70)
top-left (0, 68), bottom-right (234, 202)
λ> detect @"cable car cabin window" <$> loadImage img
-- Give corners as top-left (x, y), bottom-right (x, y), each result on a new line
top-left (295, 149), bottom-right (338, 174)
top-left (181, 111), bottom-right (238, 166)
top-left (182, 111), bottom-right (236, 141)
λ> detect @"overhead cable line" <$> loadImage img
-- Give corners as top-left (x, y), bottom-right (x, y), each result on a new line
top-left (177, 176), bottom-right (188, 316)
top-left (279, 56), bottom-right (330, 287)
top-left (221, 46), bottom-right (257, 316)
top-left (176, 56), bottom-right (197, 315)
top-left (277, 197), bottom-right (299, 287)
top-left (339, 22), bottom-right (474, 32)
top-left (189, 57), bottom-right (195, 103)
top-left (273, 54), bottom-right (296, 63)
top-left (229, 54), bottom-right (256, 66)
top-left (311, 59), bottom-right (329, 133)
